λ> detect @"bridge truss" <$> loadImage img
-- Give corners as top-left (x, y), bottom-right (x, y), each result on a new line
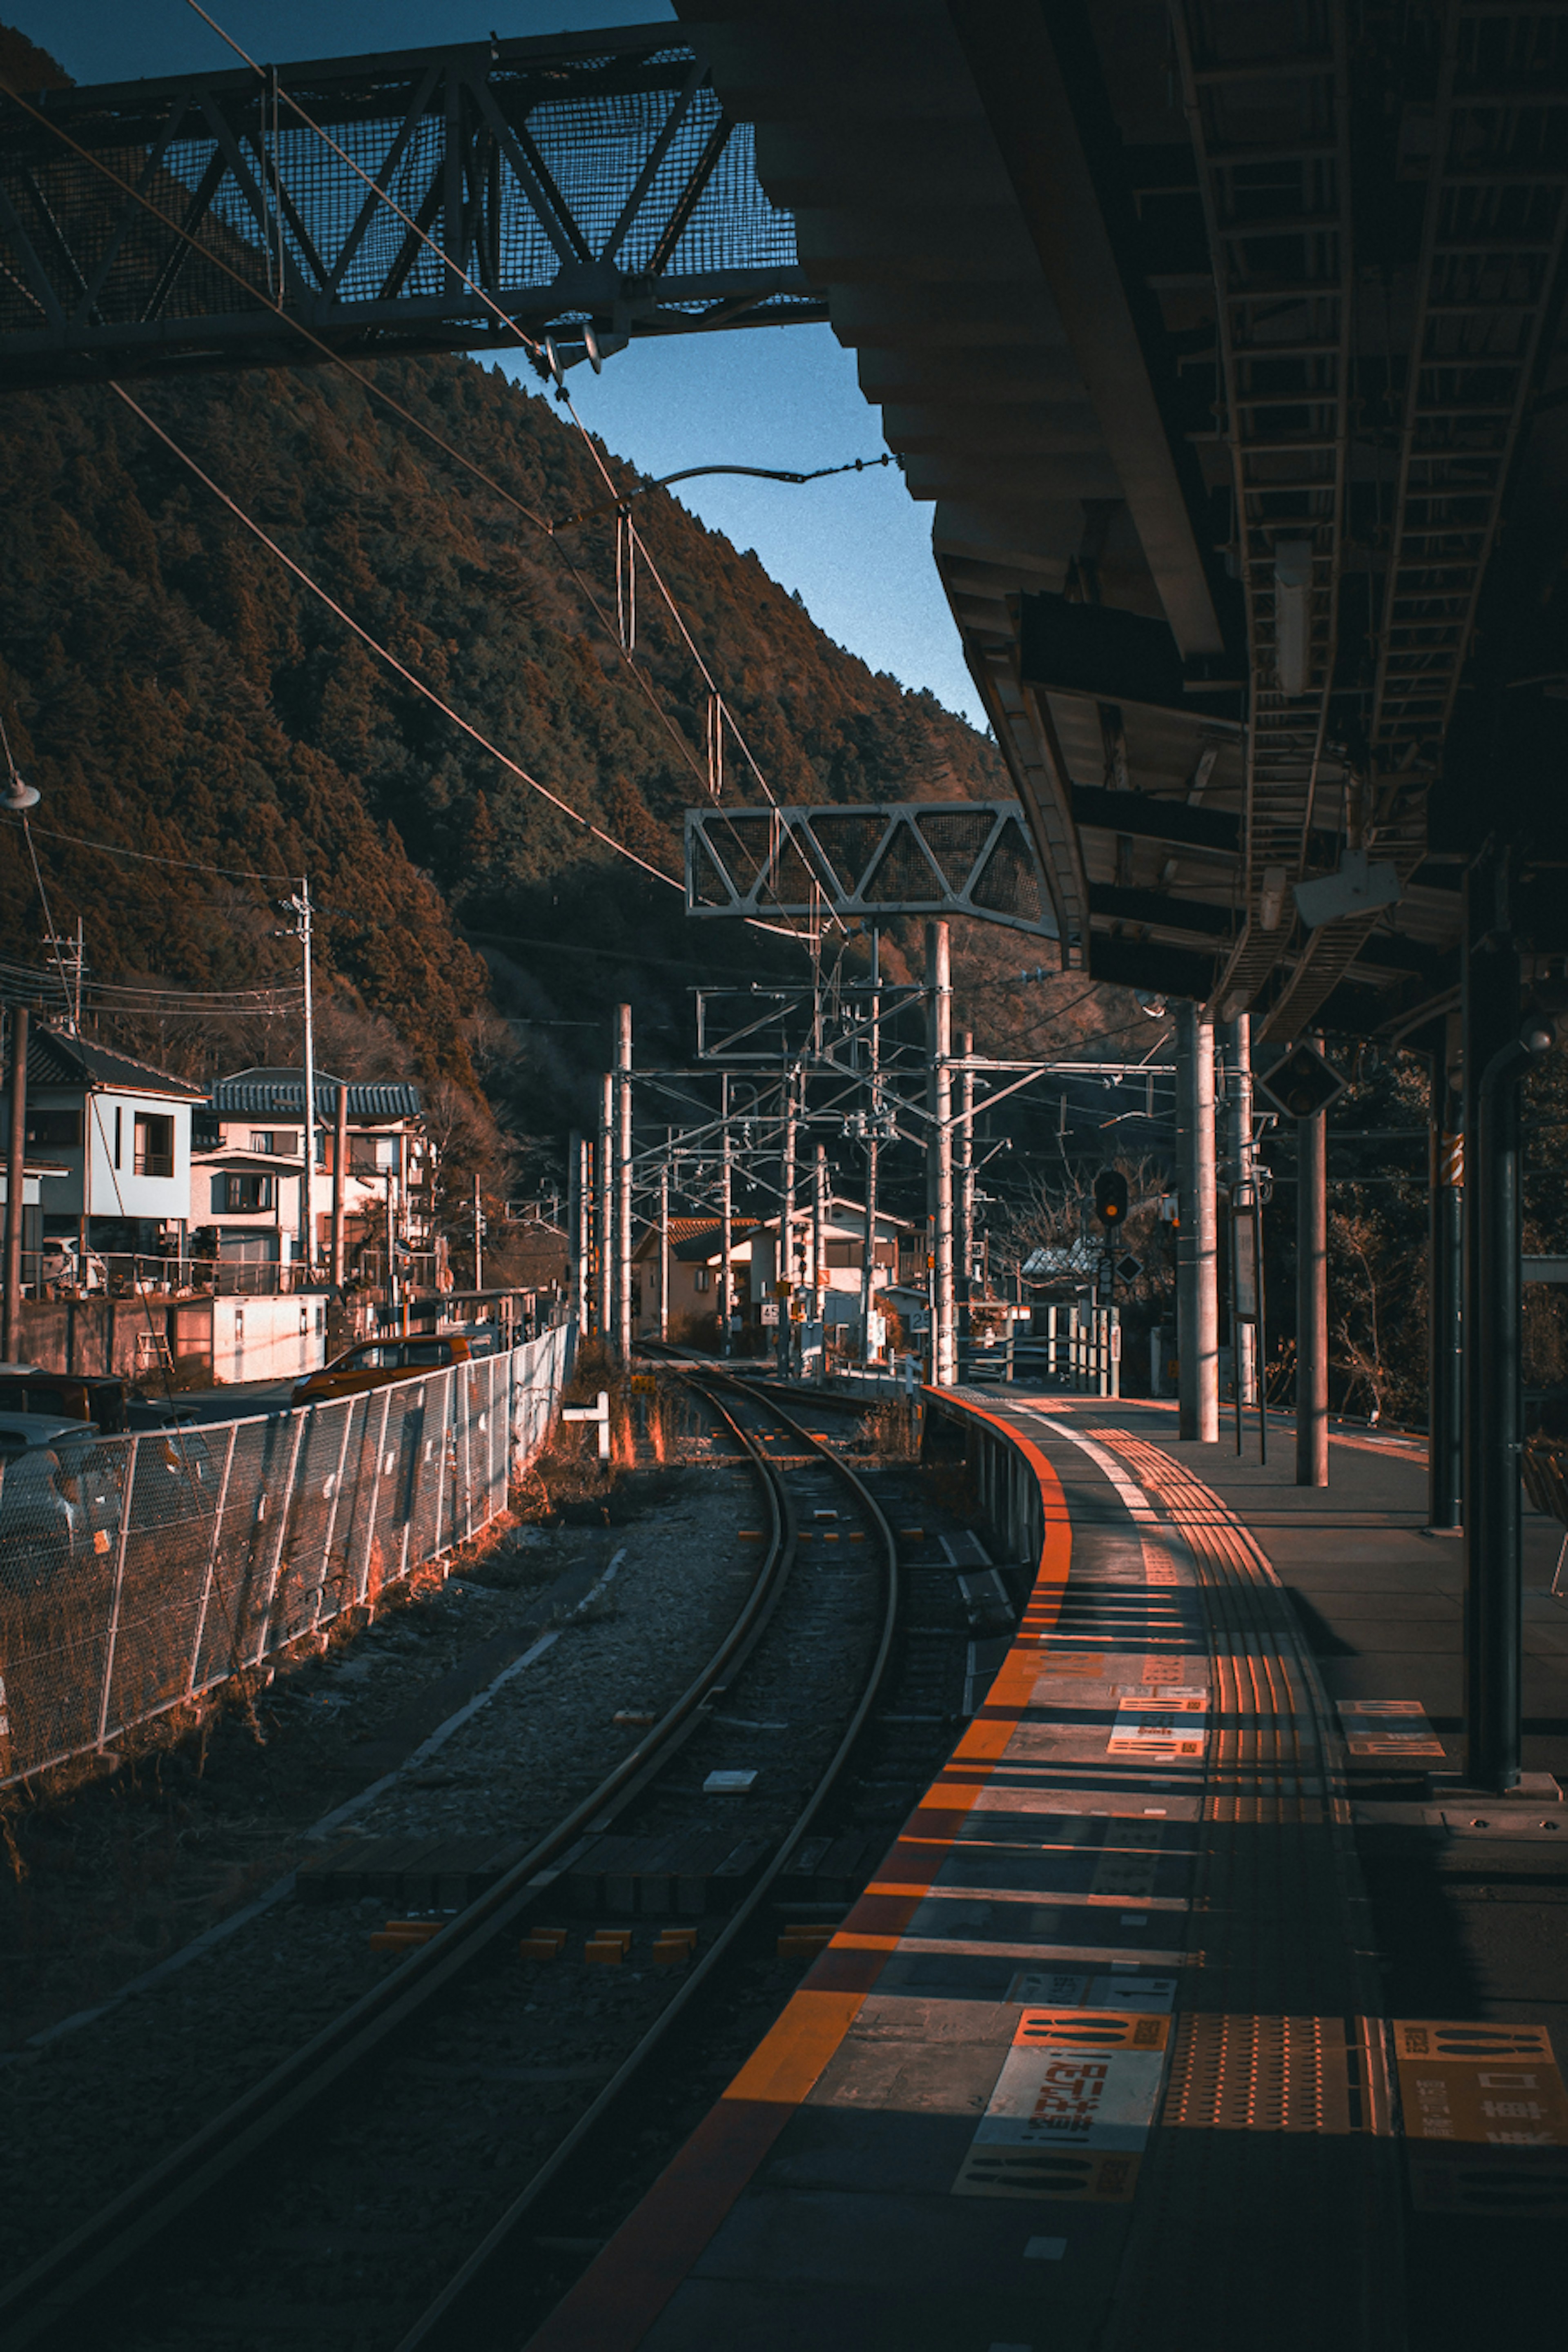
top-left (684, 801), bottom-right (1056, 940)
top-left (0, 23), bottom-right (822, 390)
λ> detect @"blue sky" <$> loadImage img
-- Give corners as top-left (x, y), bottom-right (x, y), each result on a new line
top-left (11, 2), bottom-right (988, 728)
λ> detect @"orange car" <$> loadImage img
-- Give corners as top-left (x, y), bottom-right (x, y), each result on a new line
top-left (290, 1332), bottom-right (472, 1409)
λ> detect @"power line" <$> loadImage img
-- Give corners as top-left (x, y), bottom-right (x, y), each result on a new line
top-left (0, 64), bottom-right (825, 951)
top-left (110, 384), bottom-right (691, 900)
top-left (0, 817), bottom-right (296, 881)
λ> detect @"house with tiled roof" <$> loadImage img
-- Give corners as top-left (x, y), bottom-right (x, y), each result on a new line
top-left (0, 1023), bottom-right (204, 1264)
top-left (194, 1066), bottom-right (429, 1280)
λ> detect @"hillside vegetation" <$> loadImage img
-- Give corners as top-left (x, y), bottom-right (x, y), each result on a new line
top-left (0, 349), bottom-right (1012, 1105)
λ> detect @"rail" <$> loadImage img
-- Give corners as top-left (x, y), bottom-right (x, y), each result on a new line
top-left (394, 1369), bottom-right (901, 2349)
top-left (0, 1366), bottom-right (899, 2350)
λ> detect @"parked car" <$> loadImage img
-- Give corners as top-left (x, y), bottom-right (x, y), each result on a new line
top-left (0, 1411), bottom-right (110, 1595)
top-left (290, 1332), bottom-right (472, 1409)
top-left (0, 1365), bottom-right (129, 1432)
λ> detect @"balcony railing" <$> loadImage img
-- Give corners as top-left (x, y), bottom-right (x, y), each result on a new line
top-left (133, 1152), bottom-right (174, 1179)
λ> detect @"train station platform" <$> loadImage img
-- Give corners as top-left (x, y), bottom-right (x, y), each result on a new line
top-left (526, 1396), bottom-right (1568, 2352)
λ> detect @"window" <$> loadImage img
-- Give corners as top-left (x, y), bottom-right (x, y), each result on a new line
top-left (350, 1136), bottom-right (396, 1174)
top-left (114, 1105), bottom-right (122, 1169)
top-left (825, 1239), bottom-right (862, 1269)
top-left (693, 1267), bottom-right (711, 1292)
top-left (212, 1173), bottom-right (274, 1213)
top-left (873, 1240), bottom-right (896, 1269)
top-left (192, 1114), bottom-right (221, 1152)
top-left (23, 1109), bottom-right (81, 1148)
top-left (246, 1129), bottom-right (298, 1156)
top-left (134, 1112), bottom-right (174, 1179)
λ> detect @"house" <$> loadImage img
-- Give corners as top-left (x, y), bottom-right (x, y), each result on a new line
top-left (0, 1025), bottom-right (203, 1268)
top-left (193, 1067), bottom-right (428, 1280)
top-left (633, 1197), bottom-right (918, 1356)
top-left (630, 1217), bottom-right (765, 1342)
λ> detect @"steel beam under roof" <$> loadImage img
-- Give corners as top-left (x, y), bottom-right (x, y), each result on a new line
top-left (676, 0), bottom-right (1568, 1040)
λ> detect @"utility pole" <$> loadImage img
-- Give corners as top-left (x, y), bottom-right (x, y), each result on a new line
top-left (780, 1074), bottom-right (797, 1371)
top-left (331, 1080), bottom-right (348, 1289)
top-left (472, 1172), bottom-right (484, 1293)
top-left (576, 1129), bottom-right (594, 1339)
top-left (1175, 1002), bottom-right (1219, 1442)
top-left (42, 920), bottom-right (85, 1035)
top-left (281, 879), bottom-right (317, 1274)
top-left (597, 1071), bottom-right (613, 1345)
top-left (1295, 1091), bottom-right (1329, 1486)
top-left (858, 943), bottom-right (882, 1366)
top-left (4, 1005), bottom-right (28, 1362)
top-left (719, 1073), bottom-right (733, 1357)
top-left (926, 920), bottom-right (955, 1388)
top-left (567, 1125), bottom-right (584, 1336)
top-left (813, 1139), bottom-right (826, 1369)
top-left (658, 1138), bottom-right (670, 1343)
top-left (957, 1022), bottom-right (975, 1370)
top-left (615, 1002), bottom-right (633, 1361)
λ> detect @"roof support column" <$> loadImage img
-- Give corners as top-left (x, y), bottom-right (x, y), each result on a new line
top-left (1463, 846), bottom-right (1533, 1791)
top-left (1429, 1018), bottom-right (1464, 1532)
top-left (1176, 1000), bottom-right (1218, 1441)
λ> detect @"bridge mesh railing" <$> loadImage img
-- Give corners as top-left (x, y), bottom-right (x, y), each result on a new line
top-left (0, 47), bottom-right (802, 343)
top-left (0, 1321), bottom-right (573, 1789)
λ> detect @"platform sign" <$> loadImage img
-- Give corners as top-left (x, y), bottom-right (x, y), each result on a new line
top-left (1336, 1697), bottom-right (1446, 1758)
top-left (1394, 2019), bottom-right (1568, 2215)
top-left (954, 2004), bottom-right (1175, 2203)
top-left (1107, 1690), bottom-right (1207, 1758)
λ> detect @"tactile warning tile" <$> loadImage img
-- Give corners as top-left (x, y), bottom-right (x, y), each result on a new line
top-left (1069, 1426), bottom-right (1403, 2352)
top-left (1164, 2010), bottom-right (1356, 2134)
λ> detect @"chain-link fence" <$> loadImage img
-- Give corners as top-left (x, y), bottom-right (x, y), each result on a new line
top-left (0, 1321), bottom-right (575, 1788)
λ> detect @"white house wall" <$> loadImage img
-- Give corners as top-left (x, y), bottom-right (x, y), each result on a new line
top-left (210, 1293), bottom-right (329, 1383)
top-left (85, 1089), bottom-right (192, 1224)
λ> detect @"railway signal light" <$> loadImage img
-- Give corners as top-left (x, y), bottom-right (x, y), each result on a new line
top-left (1092, 1168), bottom-right (1129, 1227)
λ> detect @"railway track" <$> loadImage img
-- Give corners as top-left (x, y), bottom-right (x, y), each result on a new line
top-left (2, 1371), bottom-right (910, 2352)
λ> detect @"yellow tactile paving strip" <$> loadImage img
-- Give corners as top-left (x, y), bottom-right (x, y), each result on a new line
top-left (1061, 1424), bottom-right (1404, 2352)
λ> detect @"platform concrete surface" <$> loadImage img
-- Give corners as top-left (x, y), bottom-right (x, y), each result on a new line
top-left (524, 1393), bottom-right (1566, 2352)
top-left (1025, 1397), bottom-right (1568, 2352)
top-left (1047, 1397), bottom-right (1568, 1771)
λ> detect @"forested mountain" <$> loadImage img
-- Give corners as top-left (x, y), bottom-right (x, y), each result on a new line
top-left (0, 346), bottom-right (1030, 1119)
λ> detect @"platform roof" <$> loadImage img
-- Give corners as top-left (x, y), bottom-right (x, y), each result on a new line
top-left (676, 0), bottom-right (1568, 1043)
